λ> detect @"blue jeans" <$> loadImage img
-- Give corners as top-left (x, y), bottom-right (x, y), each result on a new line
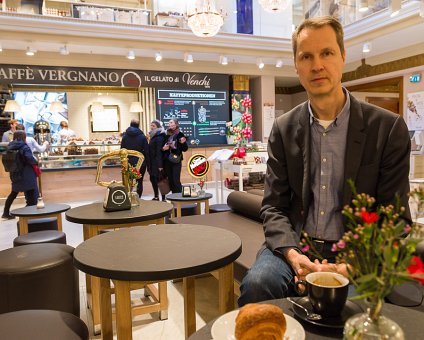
top-left (238, 247), bottom-right (297, 307)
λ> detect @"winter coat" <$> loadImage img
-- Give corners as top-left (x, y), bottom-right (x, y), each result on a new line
top-left (8, 140), bottom-right (38, 192)
top-left (120, 126), bottom-right (149, 168)
top-left (148, 130), bottom-right (166, 177)
top-left (162, 130), bottom-right (188, 162)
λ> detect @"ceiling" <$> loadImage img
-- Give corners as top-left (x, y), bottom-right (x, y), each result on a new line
top-left (0, 2), bottom-right (423, 88)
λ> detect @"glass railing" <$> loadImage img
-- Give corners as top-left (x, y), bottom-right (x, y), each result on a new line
top-left (0, 0), bottom-right (419, 39)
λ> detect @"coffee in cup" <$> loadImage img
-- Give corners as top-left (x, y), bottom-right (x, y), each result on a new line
top-left (296, 272), bottom-right (349, 317)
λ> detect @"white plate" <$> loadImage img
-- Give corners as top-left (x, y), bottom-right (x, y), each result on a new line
top-left (211, 309), bottom-right (305, 340)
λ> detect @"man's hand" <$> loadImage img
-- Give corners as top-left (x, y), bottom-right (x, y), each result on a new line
top-left (316, 260), bottom-right (350, 277)
top-left (284, 249), bottom-right (319, 294)
top-left (162, 144), bottom-right (170, 151)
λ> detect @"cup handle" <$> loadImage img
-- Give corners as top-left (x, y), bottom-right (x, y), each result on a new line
top-left (295, 279), bottom-right (308, 296)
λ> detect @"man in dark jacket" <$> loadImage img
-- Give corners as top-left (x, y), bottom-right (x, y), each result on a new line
top-left (121, 119), bottom-right (149, 197)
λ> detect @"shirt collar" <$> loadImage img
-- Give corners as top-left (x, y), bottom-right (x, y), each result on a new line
top-left (308, 87), bottom-right (351, 126)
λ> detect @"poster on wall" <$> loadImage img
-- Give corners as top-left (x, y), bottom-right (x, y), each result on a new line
top-left (156, 89), bottom-right (229, 145)
top-left (14, 91), bottom-right (68, 137)
top-left (262, 105), bottom-right (275, 143)
top-left (406, 91), bottom-right (424, 130)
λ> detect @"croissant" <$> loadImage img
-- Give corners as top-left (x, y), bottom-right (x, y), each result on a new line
top-left (235, 303), bottom-right (286, 340)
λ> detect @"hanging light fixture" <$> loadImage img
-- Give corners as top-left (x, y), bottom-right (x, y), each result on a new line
top-left (90, 102), bottom-right (104, 113)
top-left (362, 42), bottom-right (372, 53)
top-left (4, 100), bottom-right (21, 113)
top-left (390, 0), bottom-right (401, 17)
top-left (187, 0), bottom-right (224, 38)
top-left (358, 0), bottom-right (369, 12)
top-left (59, 45), bottom-right (69, 56)
top-left (184, 53), bottom-right (194, 63)
top-left (219, 55), bottom-right (228, 65)
top-left (257, 58), bottom-right (265, 69)
top-left (49, 101), bottom-right (64, 112)
top-left (258, 0), bottom-right (289, 13)
top-left (155, 52), bottom-right (162, 62)
top-left (129, 102), bottom-right (143, 113)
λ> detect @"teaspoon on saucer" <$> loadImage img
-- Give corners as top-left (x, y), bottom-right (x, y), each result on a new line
top-left (287, 297), bottom-right (322, 321)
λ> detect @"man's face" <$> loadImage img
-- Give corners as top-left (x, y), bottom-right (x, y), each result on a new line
top-left (11, 122), bottom-right (18, 130)
top-left (294, 25), bottom-right (345, 100)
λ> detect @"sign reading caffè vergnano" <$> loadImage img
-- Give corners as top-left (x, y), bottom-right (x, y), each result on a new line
top-left (0, 64), bottom-right (228, 91)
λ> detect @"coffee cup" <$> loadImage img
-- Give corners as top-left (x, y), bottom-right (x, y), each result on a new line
top-left (295, 272), bottom-right (349, 317)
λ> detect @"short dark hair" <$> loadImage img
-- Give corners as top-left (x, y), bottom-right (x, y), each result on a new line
top-left (13, 130), bottom-right (26, 142)
top-left (130, 119), bottom-right (140, 128)
top-left (292, 16), bottom-right (345, 58)
top-left (60, 121), bottom-right (68, 128)
top-left (16, 124), bottom-right (25, 131)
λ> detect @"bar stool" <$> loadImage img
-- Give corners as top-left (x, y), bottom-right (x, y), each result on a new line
top-left (0, 310), bottom-right (89, 340)
top-left (16, 217), bottom-right (58, 235)
top-left (209, 204), bottom-right (231, 213)
top-left (0, 244), bottom-right (80, 316)
top-left (13, 230), bottom-right (67, 247)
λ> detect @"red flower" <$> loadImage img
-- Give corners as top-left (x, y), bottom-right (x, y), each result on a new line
top-left (361, 211), bottom-right (378, 224)
top-left (407, 256), bottom-right (424, 284)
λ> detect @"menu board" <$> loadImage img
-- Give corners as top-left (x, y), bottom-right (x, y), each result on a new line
top-left (91, 105), bottom-right (120, 132)
top-left (156, 89), bottom-right (229, 145)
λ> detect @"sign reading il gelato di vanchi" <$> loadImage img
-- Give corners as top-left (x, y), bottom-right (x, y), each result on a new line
top-left (0, 64), bottom-right (229, 91)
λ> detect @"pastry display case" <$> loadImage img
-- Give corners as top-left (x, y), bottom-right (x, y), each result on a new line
top-left (37, 142), bottom-right (121, 170)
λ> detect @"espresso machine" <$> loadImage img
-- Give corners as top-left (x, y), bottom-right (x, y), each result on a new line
top-left (34, 118), bottom-right (52, 144)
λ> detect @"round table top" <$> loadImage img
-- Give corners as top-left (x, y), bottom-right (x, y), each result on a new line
top-left (188, 299), bottom-right (424, 340)
top-left (73, 224), bottom-right (242, 281)
top-left (10, 203), bottom-right (71, 217)
top-left (65, 200), bottom-right (173, 225)
top-left (166, 192), bottom-right (213, 202)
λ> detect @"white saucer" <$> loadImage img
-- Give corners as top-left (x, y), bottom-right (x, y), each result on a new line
top-left (211, 309), bottom-right (306, 340)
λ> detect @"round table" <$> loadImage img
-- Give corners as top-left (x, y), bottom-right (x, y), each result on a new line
top-left (73, 224), bottom-right (242, 340)
top-left (11, 203), bottom-right (71, 235)
top-left (166, 192), bottom-right (213, 217)
top-left (66, 200), bottom-right (173, 332)
top-left (188, 299), bottom-right (424, 339)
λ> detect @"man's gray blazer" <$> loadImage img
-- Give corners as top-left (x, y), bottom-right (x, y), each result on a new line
top-left (261, 94), bottom-right (411, 254)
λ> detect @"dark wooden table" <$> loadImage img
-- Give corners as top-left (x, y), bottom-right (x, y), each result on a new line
top-left (11, 203), bottom-right (71, 235)
top-left (66, 200), bottom-right (173, 333)
top-left (166, 192), bottom-right (213, 217)
top-left (73, 224), bottom-right (242, 340)
top-left (188, 298), bottom-right (424, 339)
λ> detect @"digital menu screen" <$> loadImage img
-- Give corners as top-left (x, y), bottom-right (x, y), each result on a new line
top-left (156, 89), bottom-right (229, 145)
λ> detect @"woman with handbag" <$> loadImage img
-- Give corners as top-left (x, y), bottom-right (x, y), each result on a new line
top-left (2, 130), bottom-right (39, 219)
top-left (162, 118), bottom-right (188, 193)
top-left (147, 120), bottom-right (167, 200)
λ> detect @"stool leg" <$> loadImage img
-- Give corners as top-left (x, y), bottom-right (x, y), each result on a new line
top-left (196, 202), bottom-right (201, 215)
top-left (176, 203), bottom-right (182, 218)
top-left (114, 280), bottom-right (132, 340)
top-left (56, 213), bottom-right (63, 231)
top-left (19, 217), bottom-right (29, 235)
top-left (100, 277), bottom-right (113, 340)
top-left (159, 281), bottom-right (168, 320)
top-left (205, 200), bottom-right (210, 214)
top-left (183, 276), bottom-right (196, 338)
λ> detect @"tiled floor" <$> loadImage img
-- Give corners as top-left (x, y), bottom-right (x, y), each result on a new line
top-left (0, 185), bottom-right (233, 339)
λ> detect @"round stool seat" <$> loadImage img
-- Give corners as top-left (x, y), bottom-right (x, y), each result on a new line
top-left (16, 217), bottom-right (58, 235)
top-left (173, 203), bottom-right (197, 216)
top-left (0, 310), bottom-right (88, 340)
top-left (13, 230), bottom-right (67, 247)
top-left (209, 204), bottom-right (231, 213)
top-left (0, 244), bottom-right (80, 316)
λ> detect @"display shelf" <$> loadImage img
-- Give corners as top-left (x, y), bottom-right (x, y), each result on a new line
top-left (41, 0), bottom-right (151, 25)
top-left (37, 143), bottom-right (120, 170)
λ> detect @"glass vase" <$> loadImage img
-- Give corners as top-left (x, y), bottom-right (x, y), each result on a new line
top-left (128, 181), bottom-right (139, 207)
top-left (344, 299), bottom-right (404, 340)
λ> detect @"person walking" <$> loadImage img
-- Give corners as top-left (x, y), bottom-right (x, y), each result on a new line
top-left (2, 130), bottom-right (39, 219)
top-left (121, 119), bottom-right (149, 197)
top-left (147, 120), bottom-right (166, 201)
top-left (162, 118), bottom-right (188, 193)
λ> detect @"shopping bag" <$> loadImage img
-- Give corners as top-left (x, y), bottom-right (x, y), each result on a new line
top-left (158, 170), bottom-right (171, 195)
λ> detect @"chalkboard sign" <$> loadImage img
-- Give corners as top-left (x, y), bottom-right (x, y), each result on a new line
top-left (156, 88), bottom-right (229, 146)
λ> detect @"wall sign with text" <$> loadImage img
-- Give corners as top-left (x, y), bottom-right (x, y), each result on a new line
top-left (157, 89), bottom-right (229, 145)
top-left (0, 64), bottom-right (228, 91)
